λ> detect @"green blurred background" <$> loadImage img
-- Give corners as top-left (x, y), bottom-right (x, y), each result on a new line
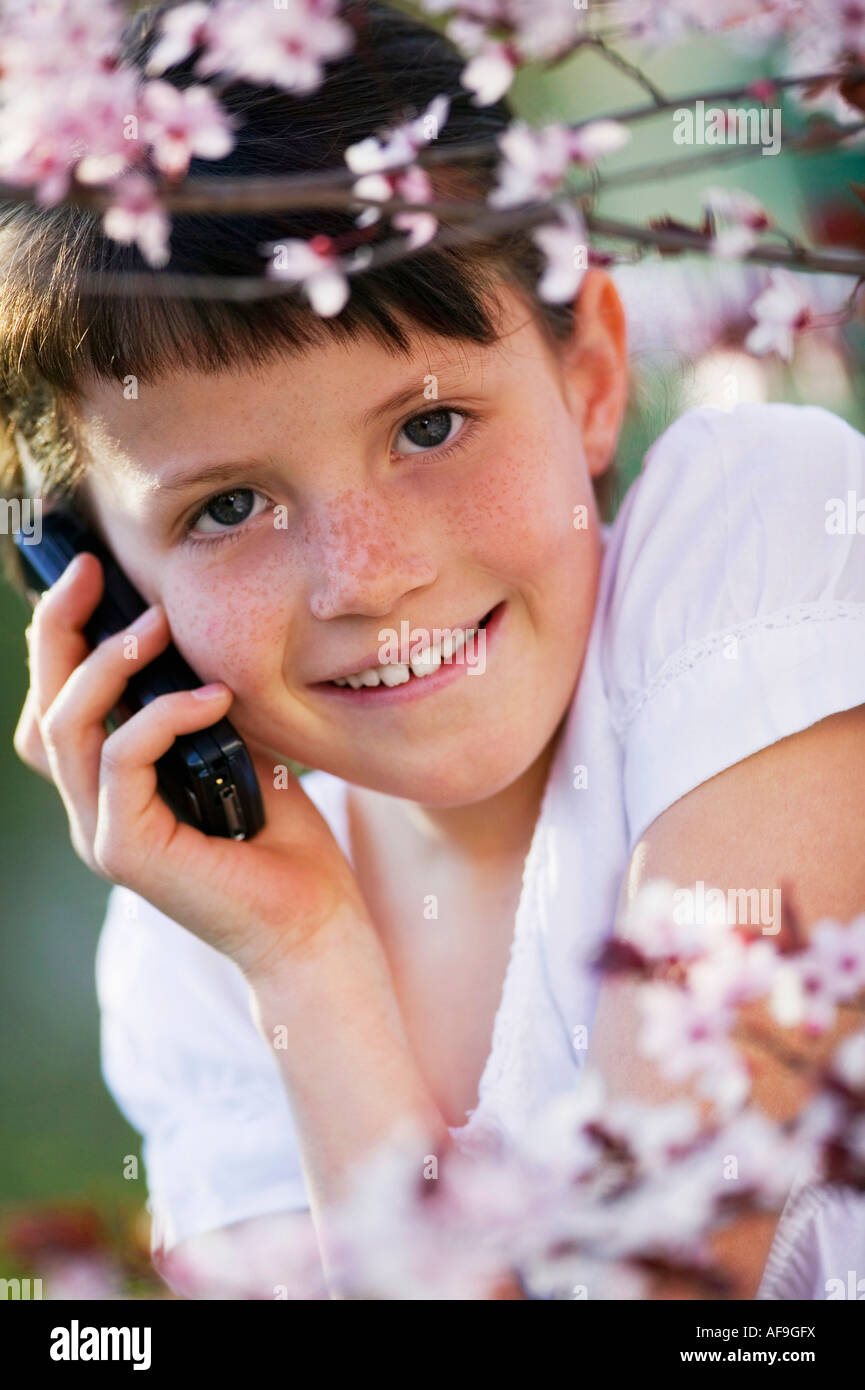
top-left (2, 12), bottom-right (864, 1295)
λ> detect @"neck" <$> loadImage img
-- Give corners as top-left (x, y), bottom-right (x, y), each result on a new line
top-left (364, 717), bottom-right (566, 866)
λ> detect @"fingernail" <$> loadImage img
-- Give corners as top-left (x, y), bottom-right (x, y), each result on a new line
top-left (130, 604), bottom-right (164, 633)
top-left (191, 682), bottom-right (230, 700)
top-left (58, 553), bottom-right (85, 585)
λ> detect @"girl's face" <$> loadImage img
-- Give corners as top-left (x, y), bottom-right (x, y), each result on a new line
top-left (73, 272), bottom-right (626, 805)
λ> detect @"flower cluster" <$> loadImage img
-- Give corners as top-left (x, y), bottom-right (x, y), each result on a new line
top-left (299, 880), bottom-right (865, 1300)
top-left (1, 0), bottom-right (863, 355)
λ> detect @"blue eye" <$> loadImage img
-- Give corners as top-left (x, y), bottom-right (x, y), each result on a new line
top-left (189, 488), bottom-right (269, 536)
top-left (395, 408), bottom-right (467, 454)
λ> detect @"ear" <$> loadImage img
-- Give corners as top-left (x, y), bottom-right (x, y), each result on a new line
top-left (561, 269), bottom-right (628, 479)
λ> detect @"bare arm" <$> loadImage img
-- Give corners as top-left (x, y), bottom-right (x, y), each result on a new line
top-left (246, 910), bottom-right (526, 1299)
top-left (587, 704), bottom-right (865, 1298)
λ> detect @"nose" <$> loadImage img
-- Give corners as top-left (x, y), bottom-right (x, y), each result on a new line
top-left (305, 494), bottom-right (438, 622)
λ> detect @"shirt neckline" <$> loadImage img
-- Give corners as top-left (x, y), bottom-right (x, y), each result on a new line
top-left (311, 708), bottom-right (573, 1140)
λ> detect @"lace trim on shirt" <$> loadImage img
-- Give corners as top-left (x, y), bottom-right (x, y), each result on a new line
top-left (451, 789), bottom-right (561, 1148)
top-left (610, 600), bottom-right (865, 737)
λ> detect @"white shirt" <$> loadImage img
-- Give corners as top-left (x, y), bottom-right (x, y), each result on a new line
top-left (95, 402), bottom-right (865, 1298)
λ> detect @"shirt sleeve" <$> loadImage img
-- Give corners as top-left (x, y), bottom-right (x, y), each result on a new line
top-left (601, 401), bottom-right (865, 847)
top-left (94, 883), bottom-right (311, 1257)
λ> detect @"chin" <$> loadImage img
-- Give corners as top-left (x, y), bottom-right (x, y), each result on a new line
top-left (355, 746), bottom-right (543, 807)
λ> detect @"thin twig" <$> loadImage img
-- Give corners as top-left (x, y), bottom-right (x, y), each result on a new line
top-left (581, 36), bottom-right (667, 106)
top-left (586, 213), bottom-right (865, 277)
top-left (0, 69), bottom-right (862, 218)
top-left (593, 66), bottom-right (865, 125)
top-left (576, 120), bottom-right (865, 198)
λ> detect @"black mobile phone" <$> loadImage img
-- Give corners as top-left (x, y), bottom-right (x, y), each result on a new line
top-left (13, 509), bottom-right (265, 841)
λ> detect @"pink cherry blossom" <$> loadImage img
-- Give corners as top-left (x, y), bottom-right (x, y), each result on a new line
top-left (344, 95), bottom-right (450, 249)
top-left (102, 171), bottom-right (171, 268)
top-left (344, 96), bottom-right (450, 176)
top-left (745, 269), bottom-right (812, 360)
top-left (689, 936), bottom-right (778, 1009)
top-left (0, 0), bottom-right (122, 79)
top-left (519, 1067), bottom-right (609, 1180)
top-left (139, 80), bottom-right (235, 180)
top-left (350, 172), bottom-right (392, 227)
top-left (832, 1028), bottom-right (865, 1091)
top-left (0, 63), bottom-right (141, 203)
top-left (704, 186), bottom-right (772, 230)
top-left (639, 981), bottom-right (737, 1084)
top-left (427, 10), bottom-right (517, 106)
top-left (144, 1), bottom-right (211, 75)
top-left (619, 877), bottom-right (727, 960)
top-left (770, 957), bottom-right (838, 1034)
top-left (349, 164), bottom-right (438, 248)
top-left (391, 165), bottom-right (438, 249)
top-left (600, 1096), bottom-right (704, 1174)
top-left (531, 203), bottom-right (590, 304)
top-left (325, 1123), bottom-right (537, 1298)
top-left (490, 118), bottom-right (628, 212)
top-left (782, 4), bottom-right (865, 128)
top-left (456, 34), bottom-right (518, 107)
top-left (489, 121), bottom-right (573, 209)
top-left (699, 1107), bottom-right (822, 1205)
top-left (769, 919), bottom-right (865, 1035)
top-left (147, 0), bottom-right (354, 96)
top-left (426, 0), bottom-right (587, 106)
top-left (704, 185), bottom-right (773, 259)
top-left (807, 916), bottom-right (865, 1002)
top-left (265, 234), bottom-right (349, 317)
top-left (569, 119), bottom-right (630, 164)
top-left (513, 0), bottom-right (589, 61)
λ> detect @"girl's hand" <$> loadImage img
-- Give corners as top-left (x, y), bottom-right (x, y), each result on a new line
top-left (13, 550), bottom-right (371, 983)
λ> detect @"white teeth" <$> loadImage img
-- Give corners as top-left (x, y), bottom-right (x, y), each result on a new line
top-left (330, 625), bottom-right (478, 688)
top-left (410, 645), bottom-right (442, 679)
top-left (379, 663), bottom-right (411, 686)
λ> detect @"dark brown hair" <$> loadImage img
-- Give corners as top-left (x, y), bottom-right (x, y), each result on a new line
top-left (0, 0), bottom-right (614, 592)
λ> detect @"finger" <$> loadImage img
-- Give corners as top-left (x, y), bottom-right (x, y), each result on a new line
top-left (28, 552), bottom-right (105, 717)
top-left (93, 683), bottom-right (235, 882)
top-left (12, 687), bottom-right (54, 780)
top-left (39, 604), bottom-right (173, 850)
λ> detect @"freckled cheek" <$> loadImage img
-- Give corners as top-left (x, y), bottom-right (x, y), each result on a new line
top-left (158, 564), bottom-right (291, 696)
top-left (444, 444), bottom-right (585, 579)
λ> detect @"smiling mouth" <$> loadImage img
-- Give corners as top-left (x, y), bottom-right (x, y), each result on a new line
top-left (320, 603), bottom-right (501, 691)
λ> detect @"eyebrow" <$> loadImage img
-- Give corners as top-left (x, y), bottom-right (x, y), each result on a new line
top-left (153, 459), bottom-right (278, 497)
top-left (151, 366), bottom-right (481, 496)
top-left (352, 369), bottom-right (475, 433)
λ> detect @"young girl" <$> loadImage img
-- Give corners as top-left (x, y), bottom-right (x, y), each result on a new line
top-left (4, 0), bottom-right (865, 1301)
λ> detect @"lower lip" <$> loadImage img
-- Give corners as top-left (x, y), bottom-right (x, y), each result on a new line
top-left (311, 601), bottom-right (507, 707)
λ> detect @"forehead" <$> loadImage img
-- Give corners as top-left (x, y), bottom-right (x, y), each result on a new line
top-left (71, 281), bottom-right (557, 482)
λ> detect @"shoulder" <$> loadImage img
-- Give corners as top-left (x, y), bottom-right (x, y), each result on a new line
top-left (604, 401), bottom-right (865, 637)
top-left (598, 403), bottom-right (865, 845)
top-left (618, 398), bottom-right (864, 503)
